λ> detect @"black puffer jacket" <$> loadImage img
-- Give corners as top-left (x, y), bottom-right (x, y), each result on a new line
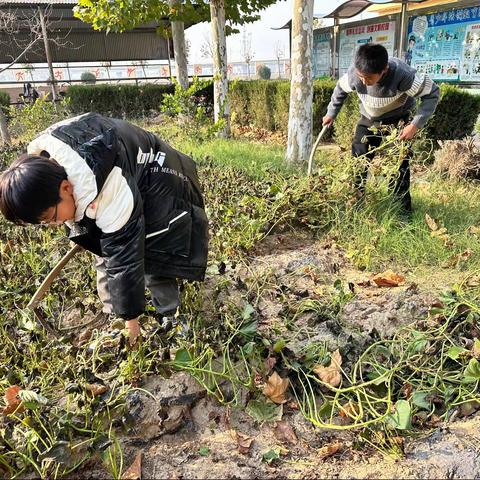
top-left (28, 113), bottom-right (208, 319)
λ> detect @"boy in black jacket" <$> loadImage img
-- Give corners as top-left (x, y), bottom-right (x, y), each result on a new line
top-left (0, 113), bottom-right (209, 345)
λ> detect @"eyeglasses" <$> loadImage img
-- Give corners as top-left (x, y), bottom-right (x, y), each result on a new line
top-left (40, 202), bottom-right (59, 225)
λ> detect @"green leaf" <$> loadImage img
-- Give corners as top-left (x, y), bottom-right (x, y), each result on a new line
top-left (273, 339), bottom-right (286, 353)
top-left (246, 399), bottom-right (283, 423)
top-left (38, 441), bottom-right (71, 464)
top-left (173, 349), bottom-right (192, 366)
top-left (199, 446), bottom-right (210, 456)
top-left (262, 448), bottom-right (281, 464)
top-left (447, 345), bottom-right (469, 360)
top-left (464, 358), bottom-right (480, 383)
top-left (386, 400), bottom-right (412, 430)
top-left (239, 320), bottom-right (257, 340)
top-left (18, 390), bottom-right (48, 410)
top-left (412, 392), bottom-right (431, 410)
top-left (242, 303), bottom-right (255, 320)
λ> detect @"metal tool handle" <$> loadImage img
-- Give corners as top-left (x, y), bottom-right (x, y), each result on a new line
top-left (307, 124), bottom-right (330, 176)
top-left (28, 243), bottom-right (83, 310)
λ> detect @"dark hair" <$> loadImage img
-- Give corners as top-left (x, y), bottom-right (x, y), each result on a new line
top-left (0, 154), bottom-right (67, 224)
top-left (354, 43), bottom-right (389, 74)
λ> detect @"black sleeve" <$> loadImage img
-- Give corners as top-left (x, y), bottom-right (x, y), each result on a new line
top-left (100, 214), bottom-right (145, 320)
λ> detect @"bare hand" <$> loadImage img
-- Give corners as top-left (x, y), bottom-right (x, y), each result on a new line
top-left (322, 115), bottom-right (334, 127)
top-left (398, 123), bottom-right (418, 141)
top-left (126, 318), bottom-right (141, 347)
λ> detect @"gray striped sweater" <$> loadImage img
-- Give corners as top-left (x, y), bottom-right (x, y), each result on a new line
top-left (326, 58), bottom-right (440, 129)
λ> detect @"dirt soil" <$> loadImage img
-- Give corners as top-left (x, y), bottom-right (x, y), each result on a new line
top-left (77, 233), bottom-right (480, 479)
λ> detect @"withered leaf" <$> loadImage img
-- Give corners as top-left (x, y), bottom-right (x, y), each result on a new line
top-left (231, 430), bottom-right (254, 454)
top-left (122, 452), bottom-right (142, 480)
top-left (318, 441), bottom-right (342, 459)
top-left (313, 350), bottom-right (342, 388)
top-left (372, 270), bottom-right (405, 288)
top-left (263, 372), bottom-right (289, 404)
top-left (339, 401), bottom-right (358, 418)
top-left (425, 213), bottom-right (438, 231)
top-left (468, 225), bottom-right (480, 235)
top-left (85, 384), bottom-right (108, 397)
top-left (3, 386), bottom-right (25, 415)
top-left (161, 406), bottom-right (188, 434)
top-left (264, 356), bottom-right (277, 372)
top-left (273, 420), bottom-right (297, 445)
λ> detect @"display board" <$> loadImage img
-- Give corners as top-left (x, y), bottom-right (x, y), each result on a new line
top-left (313, 31), bottom-right (331, 78)
top-left (407, 6), bottom-right (480, 82)
top-left (338, 21), bottom-right (396, 75)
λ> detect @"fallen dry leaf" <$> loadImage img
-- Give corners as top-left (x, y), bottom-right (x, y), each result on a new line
top-left (3, 386), bottom-right (25, 415)
top-left (122, 452), bottom-right (142, 480)
top-left (161, 405), bottom-right (188, 434)
top-left (85, 384), bottom-right (108, 397)
top-left (77, 328), bottom-right (92, 346)
top-left (264, 356), bottom-right (277, 372)
top-left (339, 401), bottom-right (359, 418)
top-left (231, 430), bottom-right (254, 454)
top-left (263, 372), bottom-right (289, 404)
top-left (313, 350), bottom-right (342, 389)
top-left (372, 270), bottom-right (405, 288)
top-left (425, 213), bottom-right (438, 231)
top-left (469, 225), bottom-right (480, 235)
top-left (431, 227), bottom-right (451, 246)
top-left (273, 420), bottom-right (297, 445)
top-left (318, 441), bottom-right (342, 459)
top-left (443, 250), bottom-right (472, 269)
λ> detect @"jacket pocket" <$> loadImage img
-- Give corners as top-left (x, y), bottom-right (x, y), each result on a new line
top-left (145, 210), bottom-right (192, 257)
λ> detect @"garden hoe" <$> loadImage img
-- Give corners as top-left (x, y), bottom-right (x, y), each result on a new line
top-left (307, 124), bottom-right (331, 176)
top-left (27, 243), bottom-right (83, 336)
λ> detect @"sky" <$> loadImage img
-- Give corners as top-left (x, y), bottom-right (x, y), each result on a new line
top-left (185, 0), bottom-right (375, 64)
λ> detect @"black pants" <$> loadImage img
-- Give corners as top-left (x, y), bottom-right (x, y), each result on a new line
top-left (352, 115), bottom-right (412, 212)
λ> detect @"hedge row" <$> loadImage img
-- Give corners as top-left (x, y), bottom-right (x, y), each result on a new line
top-left (230, 80), bottom-right (480, 147)
top-left (229, 79), bottom-right (336, 136)
top-left (66, 84), bottom-right (175, 118)
top-left (0, 91), bottom-right (10, 113)
top-left (66, 82), bottom-right (215, 118)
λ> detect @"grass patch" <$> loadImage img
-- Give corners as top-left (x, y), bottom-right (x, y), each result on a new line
top-left (332, 171), bottom-right (480, 273)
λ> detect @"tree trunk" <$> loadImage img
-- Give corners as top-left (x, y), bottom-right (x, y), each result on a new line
top-left (210, 0), bottom-right (230, 138)
top-left (0, 110), bottom-right (10, 145)
top-left (38, 7), bottom-right (57, 102)
top-left (169, 0), bottom-right (189, 89)
top-left (286, 0), bottom-right (314, 164)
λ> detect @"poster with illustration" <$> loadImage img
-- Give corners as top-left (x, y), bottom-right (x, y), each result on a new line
top-left (313, 31), bottom-right (331, 78)
top-left (407, 6), bottom-right (480, 82)
top-left (338, 21), bottom-right (396, 75)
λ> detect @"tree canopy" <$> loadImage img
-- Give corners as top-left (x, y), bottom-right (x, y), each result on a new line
top-left (74, 0), bottom-right (281, 34)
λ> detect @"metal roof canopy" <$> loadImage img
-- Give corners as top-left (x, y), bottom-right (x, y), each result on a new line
top-left (0, 1), bottom-right (171, 63)
top-left (324, 0), bottom-right (427, 19)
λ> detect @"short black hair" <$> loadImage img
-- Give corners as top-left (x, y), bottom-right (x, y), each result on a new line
top-left (0, 154), bottom-right (67, 225)
top-left (354, 43), bottom-right (389, 74)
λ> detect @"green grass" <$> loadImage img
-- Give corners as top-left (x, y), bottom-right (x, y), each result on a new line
top-left (331, 172), bottom-right (480, 273)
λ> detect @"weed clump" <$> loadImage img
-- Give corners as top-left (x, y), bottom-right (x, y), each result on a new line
top-left (434, 138), bottom-right (480, 180)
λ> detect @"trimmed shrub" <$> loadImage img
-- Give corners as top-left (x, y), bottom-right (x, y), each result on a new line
top-left (231, 81), bottom-right (480, 152)
top-left (257, 65), bottom-right (271, 80)
top-left (80, 71), bottom-right (97, 84)
top-left (0, 90), bottom-right (10, 112)
top-left (66, 83), bottom-right (175, 118)
top-left (426, 85), bottom-right (480, 143)
top-left (230, 79), bottom-right (336, 136)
